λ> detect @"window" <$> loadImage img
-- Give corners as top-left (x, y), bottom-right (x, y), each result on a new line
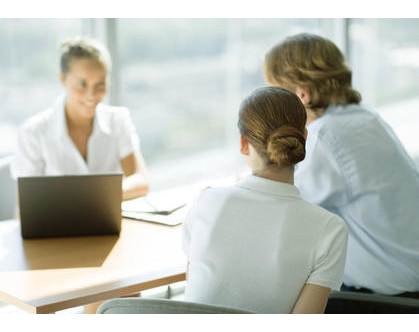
top-left (349, 18), bottom-right (419, 162)
top-left (2, 19), bottom-right (416, 187)
top-left (117, 18), bottom-right (327, 188)
top-left (0, 18), bottom-right (82, 156)
top-left (349, 18), bottom-right (419, 106)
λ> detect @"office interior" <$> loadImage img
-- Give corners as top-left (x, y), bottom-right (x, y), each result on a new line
top-left (0, 18), bottom-right (419, 314)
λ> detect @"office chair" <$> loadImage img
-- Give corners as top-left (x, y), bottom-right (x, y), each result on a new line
top-left (97, 298), bottom-right (253, 314)
top-left (325, 290), bottom-right (419, 314)
top-left (0, 156), bottom-right (16, 221)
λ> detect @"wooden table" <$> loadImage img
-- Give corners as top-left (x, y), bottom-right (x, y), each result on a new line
top-left (0, 219), bottom-right (187, 314)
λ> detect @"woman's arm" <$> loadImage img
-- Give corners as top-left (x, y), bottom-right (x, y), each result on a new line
top-left (120, 150), bottom-right (150, 201)
top-left (291, 284), bottom-right (331, 314)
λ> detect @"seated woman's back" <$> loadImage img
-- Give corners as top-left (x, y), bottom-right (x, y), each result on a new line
top-left (182, 87), bottom-right (348, 314)
top-left (183, 176), bottom-right (347, 313)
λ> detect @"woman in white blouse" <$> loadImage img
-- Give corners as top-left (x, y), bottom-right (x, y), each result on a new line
top-left (263, 33), bottom-right (419, 305)
top-left (11, 36), bottom-right (149, 201)
top-left (182, 87), bottom-right (348, 314)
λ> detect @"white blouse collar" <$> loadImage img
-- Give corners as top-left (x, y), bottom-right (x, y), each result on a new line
top-left (51, 94), bottom-right (111, 138)
top-left (236, 175), bottom-right (301, 198)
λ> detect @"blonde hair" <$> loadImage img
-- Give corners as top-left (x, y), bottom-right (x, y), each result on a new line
top-left (264, 33), bottom-right (361, 115)
top-left (59, 36), bottom-right (112, 75)
top-left (238, 87), bottom-right (307, 167)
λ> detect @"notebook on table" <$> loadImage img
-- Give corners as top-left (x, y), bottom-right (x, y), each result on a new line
top-left (122, 178), bottom-right (236, 226)
top-left (121, 186), bottom-right (194, 226)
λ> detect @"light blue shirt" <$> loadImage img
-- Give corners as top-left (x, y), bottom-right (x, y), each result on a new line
top-left (295, 103), bottom-right (419, 295)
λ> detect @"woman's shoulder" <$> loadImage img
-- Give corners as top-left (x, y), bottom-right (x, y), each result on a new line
top-left (308, 103), bottom-right (379, 147)
top-left (190, 185), bottom-right (241, 211)
top-left (318, 103), bottom-right (376, 131)
top-left (196, 185), bottom-right (234, 200)
top-left (297, 198), bottom-right (347, 230)
top-left (95, 104), bottom-right (135, 135)
top-left (97, 104), bottom-right (131, 118)
top-left (20, 107), bottom-right (56, 135)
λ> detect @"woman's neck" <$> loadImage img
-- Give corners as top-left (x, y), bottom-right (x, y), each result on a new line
top-left (65, 104), bottom-right (93, 131)
top-left (305, 107), bottom-right (325, 126)
top-left (252, 166), bottom-right (294, 185)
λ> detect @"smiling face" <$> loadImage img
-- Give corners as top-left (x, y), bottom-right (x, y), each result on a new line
top-left (60, 58), bottom-right (107, 120)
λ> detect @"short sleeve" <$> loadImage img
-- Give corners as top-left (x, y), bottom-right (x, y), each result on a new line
top-left (10, 124), bottom-right (45, 179)
top-left (116, 108), bottom-right (140, 160)
top-left (295, 133), bottom-right (347, 208)
top-left (306, 216), bottom-right (348, 290)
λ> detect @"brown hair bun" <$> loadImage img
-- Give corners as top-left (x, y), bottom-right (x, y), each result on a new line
top-left (267, 125), bottom-right (305, 167)
top-left (238, 86), bottom-right (307, 168)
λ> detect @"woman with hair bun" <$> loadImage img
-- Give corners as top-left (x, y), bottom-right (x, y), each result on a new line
top-left (182, 86), bottom-right (348, 314)
top-left (264, 33), bottom-right (419, 306)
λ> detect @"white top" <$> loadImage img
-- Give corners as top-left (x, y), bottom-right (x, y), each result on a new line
top-left (295, 103), bottom-right (419, 295)
top-left (182, 175), bottom-right (348, 314)
top-left (11, 95), bottom-right (140, 178)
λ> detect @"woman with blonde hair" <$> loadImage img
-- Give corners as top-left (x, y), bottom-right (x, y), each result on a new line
top-left (11, 36), bottom-right (150, 313)
top-left (12, 36), bottom-right (149, 201)
top-left (264, 33), bottom-right (419, 307)
top-left (182, 86), bottom-right (348, 314)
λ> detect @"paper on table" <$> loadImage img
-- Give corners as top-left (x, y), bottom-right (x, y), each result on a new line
top-left (122, 189), bottom-right (188, 215)
top-left (121, 178), bottom-right (235, 225)
top-left (121, 185), bottom-right (199, 225)
top-left (122, 206), bottom-right (187, 226)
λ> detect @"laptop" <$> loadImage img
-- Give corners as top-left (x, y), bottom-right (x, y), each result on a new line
top-left (18, 174), bottom-right (122, 239)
